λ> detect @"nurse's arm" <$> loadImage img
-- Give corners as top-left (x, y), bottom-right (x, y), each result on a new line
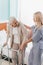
top-left (20, 37), bottom-right (32, 51)
top-left (24, 24), bottom-right (31, 29)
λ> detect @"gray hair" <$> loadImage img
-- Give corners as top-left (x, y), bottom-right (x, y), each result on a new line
top-left (9, 17), bottom-right (17, 24)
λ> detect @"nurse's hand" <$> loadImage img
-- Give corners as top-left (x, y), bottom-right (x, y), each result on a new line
top-left (19, 43), bottom-right (25, 51)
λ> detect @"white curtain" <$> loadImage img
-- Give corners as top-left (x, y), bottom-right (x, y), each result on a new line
top-left (10, 0), bottom-right (18, 18)
top-left (0, 0), bottom-right (10, 21)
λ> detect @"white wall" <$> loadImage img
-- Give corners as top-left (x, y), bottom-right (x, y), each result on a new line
top-left (18, 0), bottom-right (43, 26)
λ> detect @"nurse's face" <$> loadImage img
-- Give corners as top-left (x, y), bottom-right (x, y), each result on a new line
top-left (33, 14), bottom-right (41, 26)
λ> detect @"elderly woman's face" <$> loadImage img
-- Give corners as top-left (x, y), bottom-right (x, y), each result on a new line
top-left (10, 19), bottom-right (19, 27)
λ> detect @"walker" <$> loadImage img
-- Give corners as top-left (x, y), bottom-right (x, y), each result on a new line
top-left (1, 46), bottom-right (24, 65)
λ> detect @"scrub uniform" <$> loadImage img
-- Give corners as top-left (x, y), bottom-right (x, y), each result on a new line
top-left (28, 26), bottom-right (43, 65)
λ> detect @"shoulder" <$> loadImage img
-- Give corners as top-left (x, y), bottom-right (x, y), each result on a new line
top-left (39, 26), bottom-right (43, 34)
top-left (31, 25), bottom-right (35, 31)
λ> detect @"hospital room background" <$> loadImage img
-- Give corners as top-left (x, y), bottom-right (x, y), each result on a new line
top-left (0, 0), bottom-right (43, 65)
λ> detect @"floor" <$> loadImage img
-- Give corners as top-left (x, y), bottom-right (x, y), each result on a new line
top-left (0, 54), bottom-right (12, 65)
top-left (0, 59), bottom-right (13, 65)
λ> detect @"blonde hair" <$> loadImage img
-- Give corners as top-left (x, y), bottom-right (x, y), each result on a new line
top-left (33, 11), bottom-right (43, 25)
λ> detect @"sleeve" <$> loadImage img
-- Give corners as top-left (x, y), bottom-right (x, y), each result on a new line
top-left (20, 22), bottom-right (29, 43)
top-left (20, 22), bottom-right (28, 34)
top-left (32, 29), bottom-right (42, 42)
top-left (31, 25), bottom-right (35, 35)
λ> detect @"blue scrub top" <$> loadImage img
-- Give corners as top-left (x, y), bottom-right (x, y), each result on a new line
top-left (31, 25), bottom-right (43, 49)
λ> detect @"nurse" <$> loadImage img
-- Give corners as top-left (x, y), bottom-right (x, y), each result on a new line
top-left (20, 11), bottom-right (43, 65)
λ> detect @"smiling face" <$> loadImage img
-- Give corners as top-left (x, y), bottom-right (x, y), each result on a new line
top-left (9, 17), bottom-right (19, 27)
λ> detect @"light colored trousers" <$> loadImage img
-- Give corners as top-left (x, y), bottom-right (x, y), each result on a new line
top-left (12, 44), bottom-right (23, 65)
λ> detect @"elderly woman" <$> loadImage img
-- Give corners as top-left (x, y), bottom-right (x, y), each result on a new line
top-left (3, 17), bottom-right (31, 65)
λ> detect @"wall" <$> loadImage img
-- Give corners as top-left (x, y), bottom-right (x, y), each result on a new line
top-left (18, 0), bottom-right (43, 26)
